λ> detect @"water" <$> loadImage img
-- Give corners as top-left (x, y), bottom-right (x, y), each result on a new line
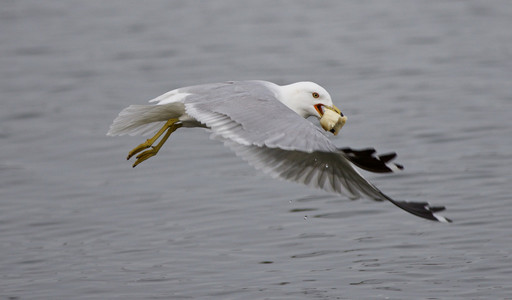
top-left (1, 1), bottom-right (512, 299)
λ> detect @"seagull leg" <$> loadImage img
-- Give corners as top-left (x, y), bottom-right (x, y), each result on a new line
top-left (126, 119), bottom-right (179, 160)
top-left (126, 119), bottom-right (181, 165)
top-left (131, 122), bottom-right (182, 167)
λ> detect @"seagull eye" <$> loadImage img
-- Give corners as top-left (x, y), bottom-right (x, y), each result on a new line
top-left (312, 92), bottom-right (320, 98)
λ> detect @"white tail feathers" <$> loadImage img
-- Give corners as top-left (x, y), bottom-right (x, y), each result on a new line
top-left (107, 103), bottom-right (185, 136)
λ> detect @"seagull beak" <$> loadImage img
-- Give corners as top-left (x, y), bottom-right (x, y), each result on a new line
top-left (314, 104), bottom-right (344, 117)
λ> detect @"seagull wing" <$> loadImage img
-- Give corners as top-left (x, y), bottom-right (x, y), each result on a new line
top-left (223, 141), bottom-right (450, 222)
top-left (181, 81), bottom-right (450, 222)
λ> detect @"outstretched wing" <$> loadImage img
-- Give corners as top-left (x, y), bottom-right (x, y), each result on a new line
top-left (181, 81), bottom-right (450, 222)
top-left (223, 141), bottom-right (450, 222)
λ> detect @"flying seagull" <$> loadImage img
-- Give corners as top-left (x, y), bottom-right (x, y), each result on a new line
top-left (107, 80), bottom-right (450, 222)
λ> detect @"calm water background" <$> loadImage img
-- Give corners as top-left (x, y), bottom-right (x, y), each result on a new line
top-left (1, 1), bottom-right (512, 299)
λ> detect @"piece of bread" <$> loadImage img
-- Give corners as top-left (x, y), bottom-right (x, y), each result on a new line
top-left (320, 109), bottom-right (347, 135)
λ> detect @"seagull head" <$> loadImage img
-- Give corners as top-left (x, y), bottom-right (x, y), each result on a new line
top-left (280, 81), bottom-right (344, 119)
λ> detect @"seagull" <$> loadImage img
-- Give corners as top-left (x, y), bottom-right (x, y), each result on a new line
top-left (107, 80), bottom-right (450, 222)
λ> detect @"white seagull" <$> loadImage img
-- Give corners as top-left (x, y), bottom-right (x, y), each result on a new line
top-left (107, 80), bottom-right (450, 222)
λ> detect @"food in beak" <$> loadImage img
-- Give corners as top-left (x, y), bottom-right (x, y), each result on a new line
top-left (320, 108), bottom-right (347, 135)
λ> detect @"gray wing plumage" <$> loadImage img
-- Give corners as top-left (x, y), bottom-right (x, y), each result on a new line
top-left (223, 140), bottom-right (379, 199)
top-left (183, 81), bottom-right (337, 153)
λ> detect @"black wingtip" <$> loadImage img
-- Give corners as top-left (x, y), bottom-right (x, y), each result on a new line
top-left (339, 147), bottom-right (403, 173)
top-left (388, 199), bottom-right (452, 223)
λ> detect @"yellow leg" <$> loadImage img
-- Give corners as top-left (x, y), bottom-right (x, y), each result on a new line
top-left (126, 119), bottom-right (182, 167)
top-left (131, 122), bottom-right (182, 167)
top-left (126, 119), bottom-right (178, 160)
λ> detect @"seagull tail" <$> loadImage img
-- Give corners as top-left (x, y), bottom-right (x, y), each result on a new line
top-left (107, 103), bottom-right (184, 136)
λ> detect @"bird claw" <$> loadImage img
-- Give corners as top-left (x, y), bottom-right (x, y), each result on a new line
top-left (132, 147), bottom-right (158, 167)
top-left (127, 141), bottom-right (152, 160)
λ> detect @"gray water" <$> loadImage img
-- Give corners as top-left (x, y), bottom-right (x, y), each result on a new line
top-left (1, 1), bottom-right (512, 299)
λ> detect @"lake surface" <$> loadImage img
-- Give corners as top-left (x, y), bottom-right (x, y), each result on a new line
top-left (1, 1), bottom-right (512, 299)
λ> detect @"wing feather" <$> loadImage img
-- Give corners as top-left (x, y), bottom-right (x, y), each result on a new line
top-left (222, 140), bottom-right (365, 199)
